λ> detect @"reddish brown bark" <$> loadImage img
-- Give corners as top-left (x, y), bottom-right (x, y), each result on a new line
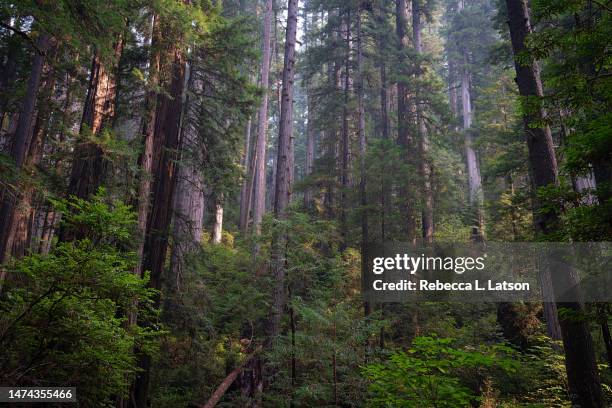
top-left (66, 37), bottom-right (124, 203)
top-left (132, 9), bottom-right (189, 406)
top-left (134, 14), bottom-right (162, 282)
top-left (0, 33), bottom-right (51, 271)
top-left (506, 1), bottom-right (603, 406)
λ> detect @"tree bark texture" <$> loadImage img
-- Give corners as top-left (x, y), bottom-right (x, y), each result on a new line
top-left (267, 0), bottom-right (298, 340)
top-left (412, 0), bottom-right (434, 244)
top-left (252, 0), bottom-right (274, 235)
top-left (506, 1), bottom-right (603, 406)
top-left (0, 33), bottom-right (51, 269)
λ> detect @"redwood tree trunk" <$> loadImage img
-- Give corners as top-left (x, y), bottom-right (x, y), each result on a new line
top-left (461, 68), bottom-right (484, 241)
top-left (67, 38), bottom-right (124, 202)
top-left (252, 0), bottom-right (273, 235)
top-left (134, 14), bottom-right (162, 282)
top-left (0, 33), bottom-right (51, 269)
top-left (506, 1), bottom-right (603, 406)
top-left (267, 0), bottom-right (298, 340)
top-left (412, 0), bottom-right (434, 243)
top-left (132, 22), bottom-right (188, 407)
top-left (169, 62), bottom-right (204, 296)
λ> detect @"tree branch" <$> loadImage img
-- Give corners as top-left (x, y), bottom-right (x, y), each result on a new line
top-left (0, 22), bottom-right (47, 56)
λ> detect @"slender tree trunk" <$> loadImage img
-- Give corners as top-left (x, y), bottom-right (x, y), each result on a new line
top-left (212, 195), bottom-right (224, 245)
top-left (448, 58), bottom-right (459, 117)
top-left (379, 60), bottom-right (390, 139)
top-left (461, 68), bottom-right (484, 241)
top-left (340, 10), bottom-right (351, 250)
top-left (357, 7), bottom-right (372, 340)
top-left (395, 0), bottom-right (410, 148)
top-left (412, 0), bottom-right (434, 243)
top-left (395, 0), bottom-right (416, 243)
top-left (134, 14), bottom-right (161, 282)
top-left (375, 2), bottom-right (391, 240)
top-left (303, 10), bottom-right (315, 211)
top-left (252, 0), bottom-right (274, 235)
top-left (506, 1), bottom-right (603, 406)
top-left (303, 109), bottom-right (315, 210)
top-left (267, 0), bottom-right (298, 340)
top-left (239, 117), bottom-right (253, 232)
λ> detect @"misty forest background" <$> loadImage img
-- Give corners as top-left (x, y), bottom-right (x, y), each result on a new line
top-left (0, 0), bottom-right (611, 406)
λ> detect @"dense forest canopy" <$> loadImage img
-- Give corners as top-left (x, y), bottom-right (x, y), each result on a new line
top-left (0, 0), bottom-right (610, 406)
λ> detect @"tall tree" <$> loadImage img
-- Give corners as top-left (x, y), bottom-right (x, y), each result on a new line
top-left (252, 0), bottom-right (274, 235)
top-left (133, 13), bottom-right (161, 281)
top-left (267, 0), bottom-right (298, 340)
top-left (412, 0), bottom-right (434, 243)
top-left (168, 61), bottom-right (205, 296)
top-left (461, 67), bottom-right (484, 241)
top-left (357, 5), bottom-right (369, 318)
top-left (132, 5), bottom-right (190, 404)
top-left (395, 0), bottom-right (417, 243)
top-left (457, 0), bottom-right (484, 241)
top-left (505, 0), bottom-right (603, 406)
top-left (339, 8), bottom-right (352, 249)
top-left (67, 38), bottom-right (124, 201)
top-left (303, 11), bottom-right (316, 211)
top-left (238, 117), bottom-right (253, 232)
top-left (0, 32), bottom-right (51, 269)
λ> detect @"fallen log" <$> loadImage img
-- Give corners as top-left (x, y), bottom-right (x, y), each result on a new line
top-left (190, 345), bottom-right (262, 408)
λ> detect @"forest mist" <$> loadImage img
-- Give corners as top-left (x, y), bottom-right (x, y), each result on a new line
top-left (0, 0), bottom-right (610, 406)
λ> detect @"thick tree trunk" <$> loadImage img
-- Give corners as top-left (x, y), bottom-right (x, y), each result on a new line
top-left (506, 1), bottom-right (603, 406)
top-left (252, 0), bottom-right (274, 235)
top-left (461, 68), bottom-right (484, 241)
top-left (0, 33), bottom-right (50, 270)
top-left (267, 0), bottom-right (298, 340)
top-left (66, 37), bottom-right (124, 202)
top-left (11, 66), bottom-right (57, 259)
top-left (412, 0), bottom-right (434, 244)
top-left (169, 63), bottom-right (204, 295)
top-left (596, 304), bottom-right (612, 373)
top-left (132, 16), bottom-right (188, 406)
